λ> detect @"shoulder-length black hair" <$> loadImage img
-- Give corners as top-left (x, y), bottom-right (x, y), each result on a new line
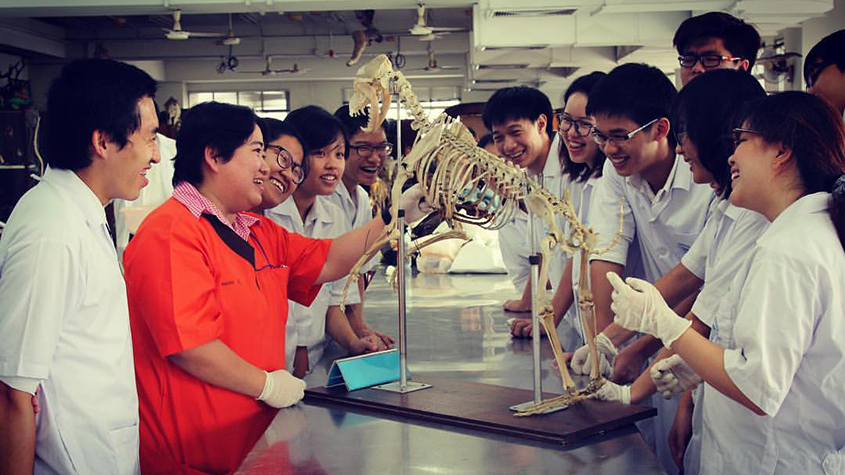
top-left (559, 71), bottom-right (606, 182)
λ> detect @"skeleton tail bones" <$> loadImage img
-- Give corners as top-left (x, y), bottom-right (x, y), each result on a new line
top-left (343, 55), bottom-right (624, 413)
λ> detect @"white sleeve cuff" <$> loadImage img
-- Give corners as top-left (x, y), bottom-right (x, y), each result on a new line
top-left (0, 375), bottom-right (40, 395)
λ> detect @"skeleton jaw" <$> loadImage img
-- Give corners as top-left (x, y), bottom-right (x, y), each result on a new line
top-left (349, 55), bottom-right (394, 133)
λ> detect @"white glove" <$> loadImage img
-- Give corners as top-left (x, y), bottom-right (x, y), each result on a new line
top-left (606, 272), bottom-right (691, 349)
top-left (591, 380), bottom-right (631, 404)
top-left (257, 369), bottom-right (306, 408)
top-left (650, 354), bottom-right (702, 399)
top-left (570, 333), bottom-right (617, 377)
top-left (400, 183), bottom-right (434, 223)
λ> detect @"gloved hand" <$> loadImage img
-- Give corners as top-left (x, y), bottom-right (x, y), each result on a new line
top-left (606, 272), bottom-right (691, 349)
top-left (570, 333), bottom-right (617, 377)
top-left (650, 354), bottom-right (702, 399)
top-left (591, 380), bottom-right (631, 404)
top-left (257, 369), bottom-right (306, 408)
top-left (400, 183), bottom-right (434, 223)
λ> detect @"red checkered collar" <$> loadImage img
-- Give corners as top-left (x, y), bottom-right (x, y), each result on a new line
top-left (173, 181), bottom-right (259, 241)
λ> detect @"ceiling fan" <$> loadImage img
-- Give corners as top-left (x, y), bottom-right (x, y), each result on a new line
top-left (217, 14), bottom-right (241, 46)
top-left (409, 2), bottom-right (462, 40)
top-left (238, 56), bottom-right (311, 76)
top-left (163, 10), bottom-right (225, 41)
top-left (408, 47), bottom-right (461, 73)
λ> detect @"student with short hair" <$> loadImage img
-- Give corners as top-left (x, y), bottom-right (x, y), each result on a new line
top-left (608, 90), bottom-right (845, 475)
top-left (510, 71), bottom-right (607, 340)
top-left (331, 104), bottom-right (395, 349)
top-left (673, 11), bottom-right (761, 86)
top-left (591, 69), bottom-right (769, 474)
top-left (0, 59), bottom-right (159, 475)
top-left (482, 86), bottom-right (569, 315)
top-left (124, 101), bottom-right (427, 473)
top-left (270, 106), bottom-right (387, 380)
top-left (804, 29), bottom-right (845, 115)
top-left (581, 62), bottom-right (715, 475)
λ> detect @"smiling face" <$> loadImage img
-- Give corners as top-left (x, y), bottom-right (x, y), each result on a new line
top-left (593, 114), bottom-right (665, 179)
top-left (259, 134), bottom-right (304, 209)
top-left (214, 124), bottom-right (269, 215)
top-left (491, 116), bottom-right (550, 175)
top-left (298, 133), bottom-right (346, 197)
top-left (728, 126), bottom-right (781, 212)
top-left (675, 127), bottom-right (716, 188)
top-left (103, 96), bottom-right (160, 201)
top-left (561, 92), bottom-right (600, 168)
top-left (344, 128), bottom-right (388, 189)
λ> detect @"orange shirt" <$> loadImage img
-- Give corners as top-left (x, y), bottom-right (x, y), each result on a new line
top-left (124, 198), bottom-right (331, 474)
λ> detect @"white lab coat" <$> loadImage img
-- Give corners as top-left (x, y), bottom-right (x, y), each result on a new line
top-left (265, 197), bottom-right (360, 374)
top-left (675, 199), bottom-right (770, 474)
top-left (321, 183), bottom-right (377, 273)
top-left (0, 167), bottom-right (139, 475)
top-left (588, 156), bottom-right (714, 475)
top-left (497, 209), bottom-right (531, 292)
top-left (699, 192), bottom-right (845, 475)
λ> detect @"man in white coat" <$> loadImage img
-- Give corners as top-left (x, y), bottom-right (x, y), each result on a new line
top-left (0, 59), bottom-right (159, 475)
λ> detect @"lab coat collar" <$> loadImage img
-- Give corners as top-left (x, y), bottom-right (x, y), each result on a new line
top-left (266, 195), bottom-right (336, 230)
top-left (541, 134), bottom-right (564, 181)
top-left (625, 155), bottom-right (690, 199)
top-left (42, 167), bottom-right (107, 229)
top-left (334, 181), bottom-right (359, 210)
top-left (769, 192), bottom-right (830, 231)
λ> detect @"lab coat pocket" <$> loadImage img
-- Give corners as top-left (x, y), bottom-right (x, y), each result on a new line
top-left (108, 424), bottom-right (140, 475)
top-left (823, 448), bottom-right (845, 475)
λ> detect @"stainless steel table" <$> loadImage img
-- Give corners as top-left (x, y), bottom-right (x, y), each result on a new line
top-left (238, 270), bottom-right (666, 475)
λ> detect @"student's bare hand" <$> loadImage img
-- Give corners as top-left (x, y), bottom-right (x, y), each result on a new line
top-left (611, 344), bottom-right (649, 385)
top-left (669, 392), bottom-right (694, 473)
top-left (509, 318), bottom-right (548, 338)
top-left (359, 326), bottom-right (394, 349)
top-left (350, 335), bottom-right (382, 354)
top-left (32, 385), bottom-right (40, 415)
top-left (503, 299), bottom-right (531, 312)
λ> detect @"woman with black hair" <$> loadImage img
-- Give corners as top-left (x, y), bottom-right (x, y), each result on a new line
top-left (266, 106), bottom-right (386, 380)
top-left (123, 102), bottom-right (426, 474)
top-left (607, 91), bottom-right (845, 475)
top-left (511, 73), bottom-right (606, 340)
top-left (509, 73), bottom-right (608, 340)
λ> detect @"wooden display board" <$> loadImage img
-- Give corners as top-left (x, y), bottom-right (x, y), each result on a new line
top-left (306, 377), bottom-right (655, 445)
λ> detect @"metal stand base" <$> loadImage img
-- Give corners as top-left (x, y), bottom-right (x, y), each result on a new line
top-left (373, 380), bottom-right (433, 393)
top-left (508, 400), bottom-right (568, 414)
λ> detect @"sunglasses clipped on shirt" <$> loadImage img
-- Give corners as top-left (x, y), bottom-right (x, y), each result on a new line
top-left (265, 144), bottom-right (305, 185)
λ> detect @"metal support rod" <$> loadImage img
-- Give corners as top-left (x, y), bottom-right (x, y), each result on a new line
top-left (397, 209), bottom-right (408, 390)
top-left (528, 206), bottom-right (542, 404)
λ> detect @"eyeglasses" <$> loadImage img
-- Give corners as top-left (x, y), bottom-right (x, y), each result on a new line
top-left (555, 114), bottom-right (594, 137)
top-left (266, 144), bottom-right (305, 185)
top-left (678, 54), bottom-right (742, 68)
top-left (592, 118), bottom-right (659, 148)
top-left (674, 124), bottom-right (688, 145)
top-left (349, 143), bottom-right (394, 158)
top-left (731, 127), bottom-right (763, 148)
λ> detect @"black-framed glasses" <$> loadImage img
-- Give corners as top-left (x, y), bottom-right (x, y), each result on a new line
top-left (678, 54), bottom-right (742, 68)
top-left (266, 144), bottom-right (305, 185)
top-left (592, 118), bottom-right (659, 148)
top-left (555, 113), bottom-right (594, 137)
top-left (350, 143), bottom-right (394, 158)
top-left (731, 127), bottom-right (763, 148)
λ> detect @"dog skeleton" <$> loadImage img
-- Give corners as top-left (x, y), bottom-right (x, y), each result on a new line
top-left (343, 55), bottom-right (623, 414)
